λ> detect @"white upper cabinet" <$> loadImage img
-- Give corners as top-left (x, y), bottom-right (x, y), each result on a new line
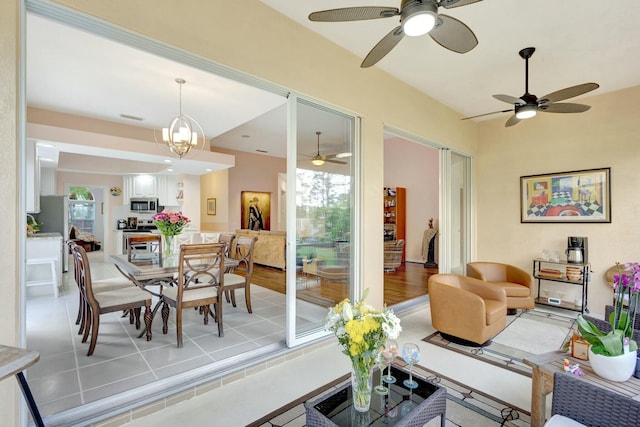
top-left (26, 139), bottom-right (41, 213)
top-left (123, 175), bottom-right (157, 204)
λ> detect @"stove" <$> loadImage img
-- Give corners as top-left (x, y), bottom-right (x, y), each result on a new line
top-left (122, 219), bottom-right (157, 233)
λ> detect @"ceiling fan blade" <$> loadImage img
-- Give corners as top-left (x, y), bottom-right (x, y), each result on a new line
top-left (309, 7), bottom-right (399, 22)
top-left (429, 15), bottom-right (478, 54)
top-left (325, 158), bottom-right (347, 165)
top-left (505, 115), bottom-right (521, 127)
top-left (539, 102), bottom-right (591, 113)
top-left (440, 0), bottom-right (484, 9)
top-left (361, 26), bottom-right (404, 68)
top-left (461, 108), bottom-right (513, 120)
top-left (539, 83), bottom-right (599, 104)
top-left (493, 94), bottom-right (525, 105)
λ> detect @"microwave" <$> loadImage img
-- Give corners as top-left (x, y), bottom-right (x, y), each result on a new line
top-left (130, 198), bottom-right (158, 213)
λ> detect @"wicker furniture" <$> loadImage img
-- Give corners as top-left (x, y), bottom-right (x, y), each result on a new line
top-left (384, 239), bottom-right (405, 272)
top-left (549, 371), bottom-right (640, 426)
top-left (305, 366), bottom-right (446, 426)
top-left (524, 351), bottom-right (640, 427)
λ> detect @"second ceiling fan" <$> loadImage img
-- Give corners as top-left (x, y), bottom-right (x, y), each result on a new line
top-left (306, 132), bottom-right (348, 166)
top-left (464, 47), bottom-right (600, 127)
top-left (308, 0), bottom-right (482, 68)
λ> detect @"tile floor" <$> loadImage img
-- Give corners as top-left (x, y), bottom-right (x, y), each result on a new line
top-left (25, 251), bottom-right (328, 420)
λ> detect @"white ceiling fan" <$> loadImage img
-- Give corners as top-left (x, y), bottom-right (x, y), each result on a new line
top-left (302, 131), bottom-right (349, 166)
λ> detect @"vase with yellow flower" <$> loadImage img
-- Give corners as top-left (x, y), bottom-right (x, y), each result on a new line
top-left (325, 289), bottom-right (402, 412)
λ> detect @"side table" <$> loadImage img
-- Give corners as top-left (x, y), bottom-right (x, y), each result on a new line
top-left (0, 344), bottom-right (44, 426)
top-left (305, 366), bottom-right (446, 426)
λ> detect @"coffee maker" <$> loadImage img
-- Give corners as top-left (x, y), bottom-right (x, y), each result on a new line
top-left (566, 236), bottom-right (588, 264)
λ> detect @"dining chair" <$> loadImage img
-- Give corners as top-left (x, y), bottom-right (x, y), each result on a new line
top-left (173, 233), bottom-right (194, 253)
top-left (127, 234), bottom-right (162, 264)
top-left (160, 243), bottom-right (226, 347)
top-left (200, 232), bottom-right (221, 243)
top-left (68, 242), bottom-right (134, 336)
top-left (224, 236), bottom-right (258, 313)
top-left (71, 243), bottom-right (152, 356)
top-left (219, 233), bottom-right (236, 257)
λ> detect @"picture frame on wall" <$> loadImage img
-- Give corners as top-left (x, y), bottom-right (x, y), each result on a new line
top-left (207, 198), bottom-right (216, 216)
top-left (520, 167), bottom-right (611, 223)
top-left (241, 191), bottom-right (271, 231)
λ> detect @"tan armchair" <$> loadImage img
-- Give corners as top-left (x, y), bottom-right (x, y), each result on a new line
top-left (466, 261), bottom-right (535, 313)
top-left (428, 274), bottom-right (507, 346)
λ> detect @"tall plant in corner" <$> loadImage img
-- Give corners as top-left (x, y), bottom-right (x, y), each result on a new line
top-left (577, 262), bottom-right (639, 356)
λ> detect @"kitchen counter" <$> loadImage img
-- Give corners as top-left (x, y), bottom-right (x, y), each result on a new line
top-left (27, 232), bottom-right (62, 239)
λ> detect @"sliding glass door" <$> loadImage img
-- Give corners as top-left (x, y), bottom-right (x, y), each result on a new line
top-left (286, 96), bottom-right (357, 345)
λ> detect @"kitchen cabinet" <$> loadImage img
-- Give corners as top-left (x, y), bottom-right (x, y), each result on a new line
top-left (157, 175), bottom-right (180, 206)
top-left (26, 140), bottom-right (40, 213)
top-left (123, 175), bottom-right (157, 204)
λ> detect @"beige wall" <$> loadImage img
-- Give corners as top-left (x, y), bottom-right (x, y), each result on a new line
top-left (476, 85), bottom-right (640, 313)
top-left (2, 0), bottom-right (20, 423)
top-left (384, 137), bottom-right (439, 263)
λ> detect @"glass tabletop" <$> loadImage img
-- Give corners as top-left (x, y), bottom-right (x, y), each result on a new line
top-left (311, 366), bottom-right (440, 426)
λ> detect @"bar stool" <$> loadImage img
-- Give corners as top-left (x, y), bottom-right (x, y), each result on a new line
top-left (26, 257), bottom-right (59, 297)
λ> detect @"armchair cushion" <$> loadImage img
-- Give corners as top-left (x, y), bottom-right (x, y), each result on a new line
top-left (466, 261), bottom-right (535, 310)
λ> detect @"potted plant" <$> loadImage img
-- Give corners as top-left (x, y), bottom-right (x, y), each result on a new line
top-left (577, 262), bottom-right (639, 382)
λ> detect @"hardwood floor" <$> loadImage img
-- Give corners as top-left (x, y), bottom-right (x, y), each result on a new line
top-left (251, 261), bottom-right (437, 307)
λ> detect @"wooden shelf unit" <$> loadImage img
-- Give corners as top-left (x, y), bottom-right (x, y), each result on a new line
top-left (384, 187), bottom-right (406, 262)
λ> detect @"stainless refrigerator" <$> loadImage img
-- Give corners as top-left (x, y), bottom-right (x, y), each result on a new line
top-left (38, 195), bottom-right (69, 272)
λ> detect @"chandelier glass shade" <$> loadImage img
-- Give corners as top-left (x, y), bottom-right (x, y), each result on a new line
top-left (161, 78), bottom-right (204, 159)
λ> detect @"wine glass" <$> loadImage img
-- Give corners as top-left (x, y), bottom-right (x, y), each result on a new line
top-left (402, 343), bottom-right (421, 389)
top-left (382, 339), bottom-right (398, 384)
top-left (374, 352), bottom-right (388, 395)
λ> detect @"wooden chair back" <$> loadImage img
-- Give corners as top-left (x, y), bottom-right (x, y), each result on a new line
top-left (126, 234), bottom-right (162, 263)
top-left (224, 236), bottom-right (258, 313)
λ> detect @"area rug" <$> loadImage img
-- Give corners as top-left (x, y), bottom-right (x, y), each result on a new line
top-left (423, 309), bottom-right (576, 377)
top-left (248, 362), bottom-right (530, 427)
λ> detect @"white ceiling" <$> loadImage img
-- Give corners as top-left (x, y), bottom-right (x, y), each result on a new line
top-left (26, 1), bottom-right (640, 174)
top-left (261, 0), bottom-right (640, 122)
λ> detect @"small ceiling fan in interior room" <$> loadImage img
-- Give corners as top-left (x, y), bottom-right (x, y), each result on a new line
top-left (308, 0), bottom-right (482, 68)
top-left (463, 47), bottom-right (600, 127)
top-left (304, 131), bottom-right (348, 166)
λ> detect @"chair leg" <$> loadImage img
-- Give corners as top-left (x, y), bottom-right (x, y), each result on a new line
top-left (225, 289), bottom-right (231, 303)
top-left (75, 292), bottom-right (82, 325)
top-left (245, 284), bottom-right (252, 314)
top-left (230, 289), bottom-right (237, 307)
top-left (216, 302), bottom-right (223, 337)
top-left (143, 304), bottom-right (152, 341)
top-left (202, 305), bottom-right (210, 325)
top-left (87, 310), bottom-right (100, 356)
top-left (82, 306), bottom-right (92, 343)
top-left (175, 307), bottom-right (183, 348)
top-left (133, 307), bottom-right (141, 329)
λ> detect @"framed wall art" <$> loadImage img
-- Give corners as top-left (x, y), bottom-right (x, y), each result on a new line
top-left (207, 198), bottom-right (216, 215)
top-left (520, 167), bottom-right (611, 223)
top-left (241, 191), bottom-right (271, 230)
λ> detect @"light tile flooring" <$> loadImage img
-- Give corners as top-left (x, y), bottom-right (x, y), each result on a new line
top-left (25, 251), bottom-right (328, 420)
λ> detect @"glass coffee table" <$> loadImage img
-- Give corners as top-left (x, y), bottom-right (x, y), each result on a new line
top-left (305, 365), bottom-right (446, 426)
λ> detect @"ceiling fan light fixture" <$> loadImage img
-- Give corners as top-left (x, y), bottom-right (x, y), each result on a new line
top-left (312, 158), bottom-right (325, 166)
top-left (515, 104), bottom-right (537, 120)
top-left (402, 2), bottom-right (438, 37)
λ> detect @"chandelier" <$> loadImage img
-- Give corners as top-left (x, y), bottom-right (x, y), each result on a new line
top-left (159, 78), bottom-right (204, 159)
